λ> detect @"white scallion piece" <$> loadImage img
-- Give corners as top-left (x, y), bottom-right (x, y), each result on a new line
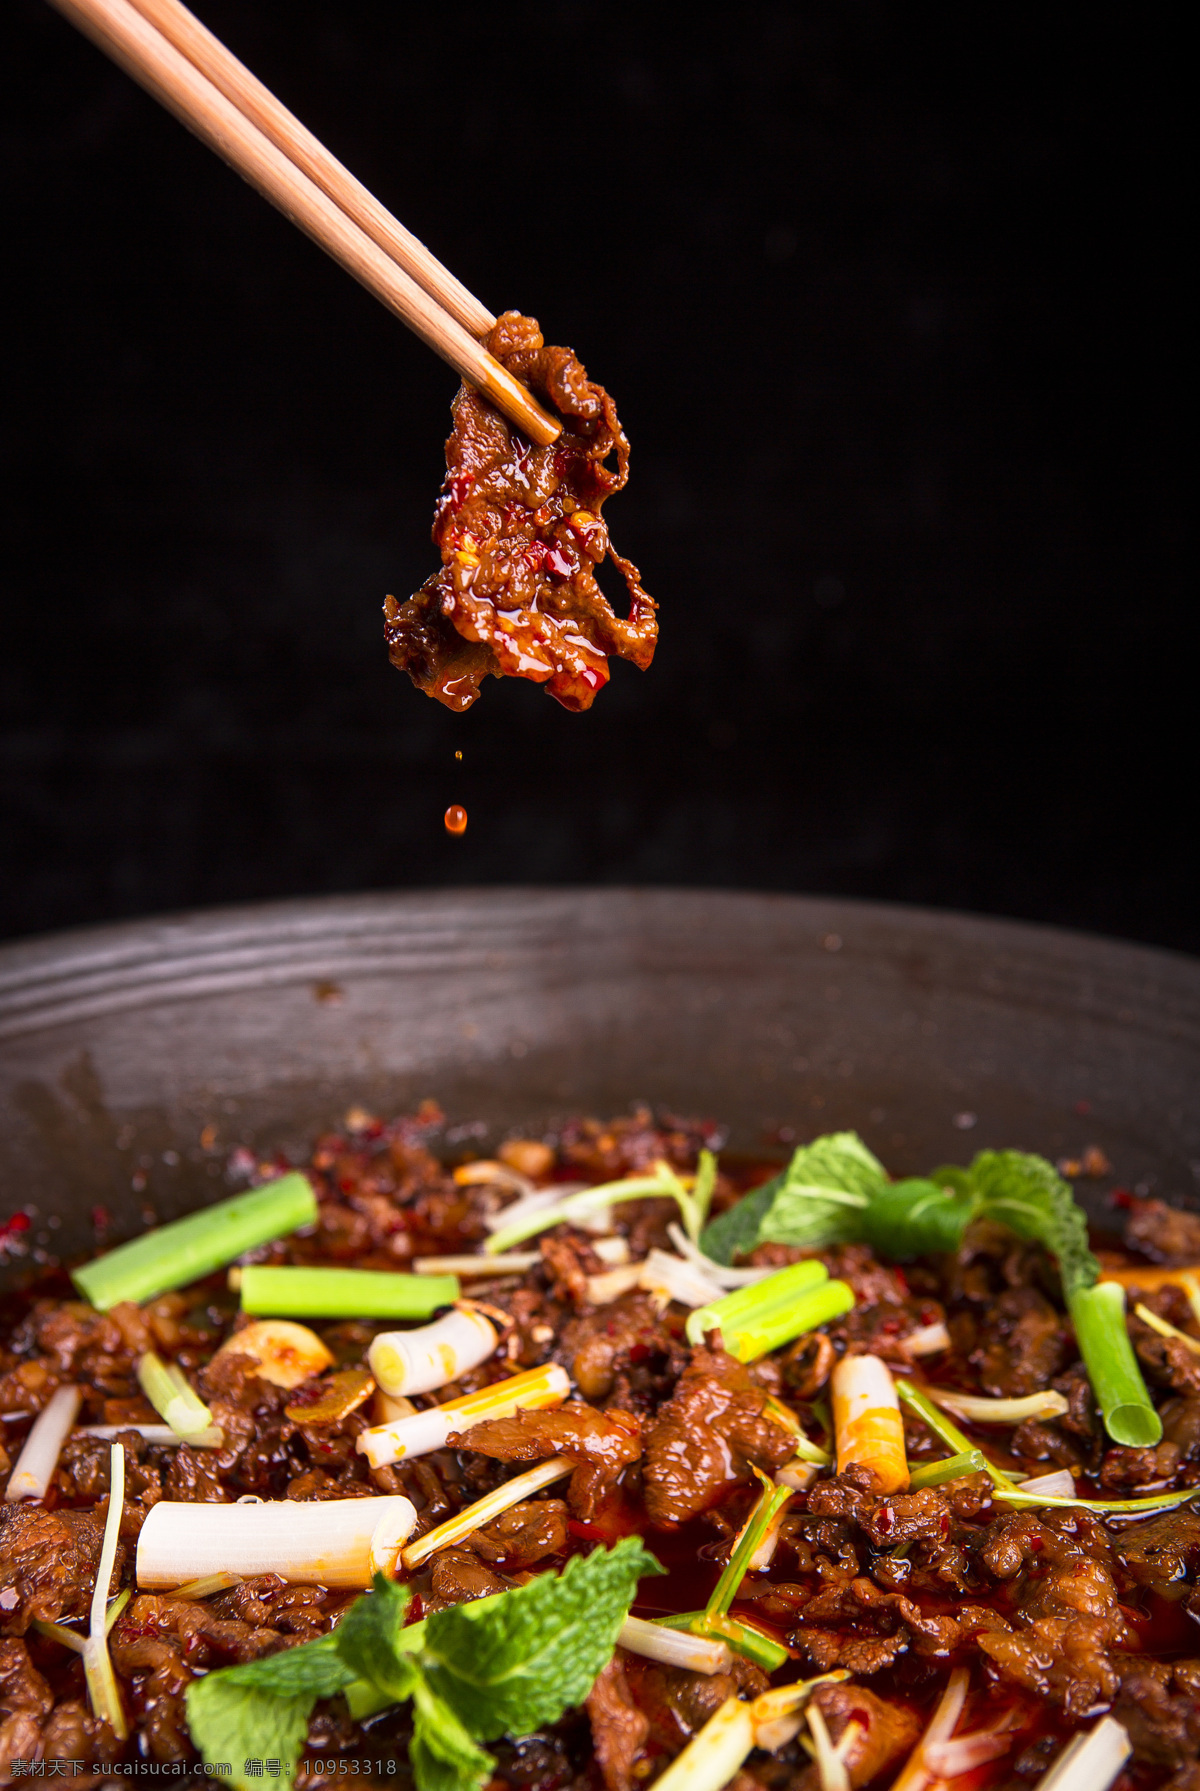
top-left (586, 1264), bottom-right (644, 1305)
top-left (4, 1385), bottom-right (82, 1502)
top-left (1035, 1718), bottom-right (1131, 1791)
top-left (640, 1250), bottom-right (726, 1309)
top-left (888, 1665), bottom-right (969, 1791)
top-left (926, 1387), bottom-right (1069, 1424)
top-left (667, 1222), bottom-right (776, 1288)
top-left (357, 1363), bottom-right (570, 1469)
top-left (136, 1494), bottom-right (417, 1588)
top-left (906, 1322), bottom-right (952, 1356)
top-left (83, 1444), bottom-right (128, 1740)
top-left (482, 1185), bottom-right (573, 1233)
top-left (77, 1423), bottom-right (223, 1446)
top-left (593, 1236), bottom-right (632, 1265)
top-left (1018, 1468), bottom-right (1077, 1498)
top-left (454, 1160), bottom-right (537, 1194)
top-left (651, 1696), bottom-right (755, 1791)
top-left (748, 1503), bottom-right (790, 1571)
top-left (777, 1459), bottom-right (821, 1492)
top-left (413, 1252), bottom-right (541, 1277)
top-left (616, 1616), bottom-right (733, 1674)
top-left (401, 1458), bottom-right (572, 1569)
top-left (368, 1306), bottom-right (498, 1396)
top-left (832, 1354), bottom-right (908, 1494)
top-left (806, 1703), bottom-right (852, 1791)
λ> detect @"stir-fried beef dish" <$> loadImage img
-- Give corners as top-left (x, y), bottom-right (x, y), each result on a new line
top-left (384, 312), bottom-right (657, 712)
top-left (3, 1105), bottom-right (1200, 1791)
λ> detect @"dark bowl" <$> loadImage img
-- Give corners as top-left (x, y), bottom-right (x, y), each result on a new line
top-left (2, 888), bottom-right (1198, 1282)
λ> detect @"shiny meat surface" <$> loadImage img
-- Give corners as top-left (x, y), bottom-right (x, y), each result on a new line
top-left (449, 1401), bottom-right (641, 1520)
top-left (384, 311), bottom-right (656, 712)
top-left (642, 1345), bottom-right (795, 1527)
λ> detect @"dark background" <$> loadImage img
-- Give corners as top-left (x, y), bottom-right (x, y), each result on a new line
top-left (1, 3), bottom-right (1191, 950)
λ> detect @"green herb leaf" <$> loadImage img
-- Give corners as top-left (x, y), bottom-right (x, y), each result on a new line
top-left (410, 1675), bottom-right (495, 1791)
top-left (966, 1150), bottom-right (1098, 1297)
top-left (700, 1132), bottom-right (883, 1264)
top-left (422, 1536), bottom-right (663, 1740)
top-left (184, 1633), bottom-right (354, 1791)
top-left (334, 1574), bottom-right (420, 1705)
top-left (861, 1178), bottom-right (973, 1258)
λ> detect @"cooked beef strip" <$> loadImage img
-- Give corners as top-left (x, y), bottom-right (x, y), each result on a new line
top-left (385, 312), bottom-right (656, 714)
top-left (1125, 1199), bottom-right (1200, 1264)
top-left (448, 1402), bottom-right (641, 1520)
top-left (642, 1345), bottom-right (795, 1527)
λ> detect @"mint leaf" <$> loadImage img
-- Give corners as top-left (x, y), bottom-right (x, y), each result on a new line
top-left (422, 1536), bottom-right (662, 1740)
top-left (410, 1674), bottom-right (494, 1791)
top-left (334, 1573), bottom-right (420, 1705)
top-left (966, 1149), bottom-right (1098, 1297)
top-left (185, 1634), bottom-right (354, 1791)
top-left (861, 1178), bottom-right (973, 1258)
top-left (700, 1132), bottom-right (882, 1264)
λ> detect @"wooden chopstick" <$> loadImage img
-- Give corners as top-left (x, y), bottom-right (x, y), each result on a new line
top-left (122, 0), bottom-right (494, 341)
top-left (44, 0), bottom-right (561, 447)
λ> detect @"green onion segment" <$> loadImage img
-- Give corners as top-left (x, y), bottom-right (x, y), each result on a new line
top-left (1068, 1283), bottom-right (1163, 1447)
top-left (707, 1478), bottom-right (793, 1618)
top-left (136, 1350), bottom-right (216, 1440)
top-left (687, 1262), bottom-right (854, 1363)
top-left (908, 1449), bottom-right (987, 1490)
top-left (653, 1610), bottom-right (789, 1673)
top-left (895, 1379), bottom-right (1016, 1488)
top-left (82, 1444), bottom-right (128, 1739)
top-left (72, 1173), bottom-right (318, 1311)
top-left (237, 1264), bottom-right (459, 1319)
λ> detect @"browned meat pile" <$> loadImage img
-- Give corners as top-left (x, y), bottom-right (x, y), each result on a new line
top-left (3, 1114), bottom-right (1200, 1790)
top-left (383, 311), bottom-right (657, 712)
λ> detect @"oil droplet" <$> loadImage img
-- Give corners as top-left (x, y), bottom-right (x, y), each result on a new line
top-left (454, 749), bottom-right (463, 760)
top-left (444, 805), bottom-right (468, 835)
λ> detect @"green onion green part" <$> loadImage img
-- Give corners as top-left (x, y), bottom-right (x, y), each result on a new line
top-left (71, 1173), bottom-right (318, 1310)
top-left (907, 1449), bottom-right (988, 1490)
top-left (1068, 1283), bottom-right (1163, 1447)
top-left (653, 1610), bottom-right (789, 1672)
top-left (137, 1350), bottom-right (215, 1440)
top-left (83, 1444), bottom-right (128, 1740)
top-left (486, 1159), bottom-right (711, 1255)
top-left (992, 1483), bottom-right (1199, 1515)
top-left (237, 1264), bottom-right (459, 1319)
top-left (706, 1478), bottom-right (794, 1618)
top-left (687, 1265), bottom-right (854, 1362)
top-left (895, 1379), bottom-right (1017, 1488)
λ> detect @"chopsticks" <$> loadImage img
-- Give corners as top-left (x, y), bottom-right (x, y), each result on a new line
top-left (44, 0), bottom-right (561, 447)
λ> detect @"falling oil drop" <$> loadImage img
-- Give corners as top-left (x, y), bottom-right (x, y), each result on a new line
top-left (444, 804), bottom-right (468, 835)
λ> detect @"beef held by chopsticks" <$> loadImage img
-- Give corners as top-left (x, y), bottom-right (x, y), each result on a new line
top-left (385, 312), bottom-right (657, 712)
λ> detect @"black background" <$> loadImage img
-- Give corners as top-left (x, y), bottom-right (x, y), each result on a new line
top-left (2, 3), bottom-right (1191, 950)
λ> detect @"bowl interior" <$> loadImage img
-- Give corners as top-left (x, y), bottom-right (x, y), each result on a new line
top-left (2, 888), bottom-right (1197, 1280)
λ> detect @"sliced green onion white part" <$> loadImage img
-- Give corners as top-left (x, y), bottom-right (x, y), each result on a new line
top-left (586, 1264), bottom-right (646, 1304)
top-left (777, 1459), bottom-right (821, 1491)
top-left (83, 1443), bottom-right (128, 1740)
top-left (137, 1350), bottom-right (216, 1440)
top-left (1017, 1468), bottom-right (1076, 1498)
top-left (136, 1494), bottom-right (417, 1588)
top-left (356, 1363), bottom-right (570, 1468)
top-left (70, 1172), bottom-right (318, 1310)
top-left (888, 1664), bottom-right (969, 1791)
top-left (667, 1221), bottom-right (775, 1288)
top-left (486, 1157), bottom-right (712, 1256)
top-left (1035, 1717), bottom-right (1130, 1791)
top-left (616, 1616), bottom-right (733, 1674)
top-left (652, 1675), bottom-right (848, 1791)
top-left (925, 1387), bottom-right (1069, 1425)
top-left (401, 1457), bottom-right (573, 1569)
top-left (639, 1249), bottom-right (726, 1308)
top-left (4, 1385), bottom-right (82, 1501)
top-left (414, 1251), bottom-right (541, 1276)
top-left (706, 1473), bottom-right (794, 1617)
top-left (78, 1423), bottom-right (223, 1446)
top-left (805, 1701), bottom-right (851, 1791)
top-left (367, 1306), bottom-right (498, 1396)
top-left (905, 1321), bottom-right (951, 1356)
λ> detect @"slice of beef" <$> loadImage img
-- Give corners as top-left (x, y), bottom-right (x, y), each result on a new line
top-left (1125, 1200), bottom-right (1200, 1264)
top-left (586, 1652), bottom-right (649, 1791)
top-left (809, 1681), bottom-right (921, 1788)
top-left (1161, 1395), bottom-right (1200, 1458)
top-left (642, 1347), bottom-right (794, 1528)
top-left (1114, 1658), bottom-right (1200, 1767)
top-left (972, 1286), bottom-right (1069, 1396)
top-left (0, 1503), bottom-right (117, 1635)
top-left (559, 1292), bottom-right (688, 1407)
top-left (1117, 1506), bottom-right (1200, 1600)
top-left (449, 1403), bottom-right (641, 1519)
top-left (428, 1547), bottom-right (511, 1607)
top-left (468, 1497), bottom-right (569, 1567)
